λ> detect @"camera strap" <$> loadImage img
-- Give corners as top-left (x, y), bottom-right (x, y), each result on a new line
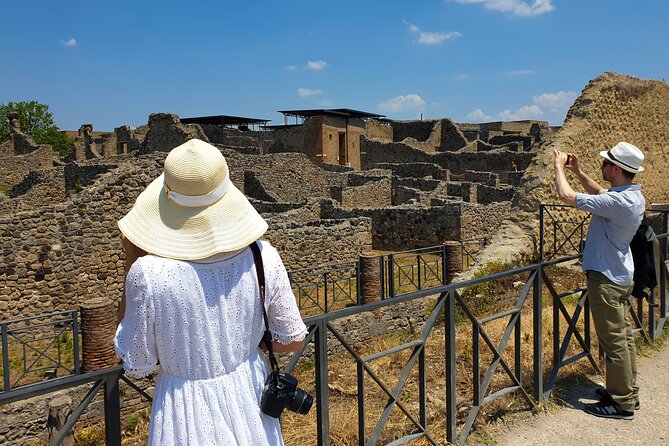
top-left (249, 241), bottom-right (280, 377)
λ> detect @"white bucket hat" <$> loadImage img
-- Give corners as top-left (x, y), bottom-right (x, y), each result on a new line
top-left (599, 141), bottom-right (645, 173)
top-left (118, 139), bottom-right (267, 260)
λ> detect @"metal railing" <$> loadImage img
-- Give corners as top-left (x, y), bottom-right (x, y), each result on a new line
top-left (384, 245), bottom-right (447, 298)
top-left (288, 237), bottom-right (491, 314)
top-left (1, 310), bottom-right (80, 393)
top-left (285, 229), bottom-right (669, 444)
top-left (288, 261), bottom-right (361, 314)
top-left (539, 204), bottom-right (591, 261)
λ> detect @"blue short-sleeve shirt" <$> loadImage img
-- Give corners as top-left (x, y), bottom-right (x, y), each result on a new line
top-left (575, 184), bottom-right (645, 286)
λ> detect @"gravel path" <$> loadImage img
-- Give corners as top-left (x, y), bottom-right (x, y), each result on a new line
top-left (496, 344), bottom-right (669, 445)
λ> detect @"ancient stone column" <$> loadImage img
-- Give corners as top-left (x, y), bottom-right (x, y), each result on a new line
top-left (80, 297), bottom-right (118, 372)
top-left (359, 252), bottom-right (381, 304)
top-left (47, 395), bottom-right (75, 446)
top-left (444, 241), bottom-right (462, 283)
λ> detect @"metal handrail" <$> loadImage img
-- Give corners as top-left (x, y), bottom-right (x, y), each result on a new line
top-left (2, 210), bottom-right (668, 445)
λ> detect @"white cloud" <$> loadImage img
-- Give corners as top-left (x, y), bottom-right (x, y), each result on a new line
top-left (378, 94), bottom-right (426, 113)
top-left (464, 89), bottom-right (577, 124)
top-left (451, 0), bottom-right (554, 17)
top-left (501, 69), bottom-right (535, 76)
top-left (533, 91), bottom-right (578, 110)
top-left (285, 65), bottom-right (297, 71)
top-left (305, 60), bottom-right (327, 71)
top-left (61, 38), bottom-right (77, 47)
top-left (465, 108), bottom-right (493, 122)
top-left (497, 104), bottom-right (543, 120)
top-left (405, 21), bottom-right (461, 45)
top-left (454, 73), bottom-right (471, 81)
top-left (419, 31), bottom-right (462, 45)
top-left (319, 99), bottom-right (334, 107)
top-left (297, 88), bottom-right (323, 97)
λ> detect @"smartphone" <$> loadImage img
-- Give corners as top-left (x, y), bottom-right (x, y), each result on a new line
top-left (565, 155), bottom-right (572, 167)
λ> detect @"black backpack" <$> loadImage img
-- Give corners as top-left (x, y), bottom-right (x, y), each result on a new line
top-left (629, 224), bottom-right (660, 299)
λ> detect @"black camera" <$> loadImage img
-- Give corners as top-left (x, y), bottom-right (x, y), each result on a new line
top-left (260, 371), bottom-right (313, 418)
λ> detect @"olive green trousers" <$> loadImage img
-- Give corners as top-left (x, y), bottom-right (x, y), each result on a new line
top-left (586, 270), bottom-right (639, 412)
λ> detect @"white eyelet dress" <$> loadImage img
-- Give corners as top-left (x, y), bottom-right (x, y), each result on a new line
top-left (114, 241), bottom-right (308, 446)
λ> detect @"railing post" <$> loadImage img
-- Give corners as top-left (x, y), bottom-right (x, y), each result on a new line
top-left (539, 205), bottom-right (545, 261)
top-left (2, 322), bottom-right (10, 392)
top-left (417, 254), bottom-right (422, 290)
top-left (323, 272), bottom-right (329, 313)
top-left (388, 254), bottom-right (395, 298)
top-left (104, 372), bottom-right (122, 446)
top-left (315, 320), bottom-right (330, 445)
top-left (72, 310), bottom-right (81, 374)
top-left (533, 265), bottom-right (544, 401)
top-left (445, 290), bottom-right (457, 444)
top-left (441, 244), bottom-right (448, 284)
top-left (379, 255), bottom-right (386, 300)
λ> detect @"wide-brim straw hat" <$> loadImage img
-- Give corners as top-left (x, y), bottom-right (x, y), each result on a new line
top-left (599, 141), bottom-right (645, 173)
top-left (118, 139), bottom-right (267, 260)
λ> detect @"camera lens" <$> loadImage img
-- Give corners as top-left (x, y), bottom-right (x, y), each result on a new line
top-left (288, 388), bottom-right (313, 415)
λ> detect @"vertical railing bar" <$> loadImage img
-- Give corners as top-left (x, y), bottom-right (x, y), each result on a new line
top-left (315, 321), bottom-right (330, 446)
top-left (324, 272), bottom-right (329, 314)
top-left (533, 264), bottom-right (543, 401)
top-left (388, 254), bottom-right (395, 298)
top-left (357, 360), bottom-right (365, 446)
top-left (473, 321), bottom-right (480, 406)
top-left (104, 372), bottom-right (122, 446)
top-left (379, 255), bottom-right (386, 300)
top-left (417, 254), bottom-right (422, 291)
top-left (419, 348), bottom-right (426, 430)
top-left (445, 290), bottom-right (457, 444)
top-left (552, 274), bottom-right (560, 379)
top-left (515, 306), bottom-right (522, 383)
top-left (356, 261), bottom-right (361, 306)
top-left (441, 244), bottom-right (448, 284)
top-left (539, 205), bottom-right (545, 262)
top-left (2, 323), bottom-right (10, 392)
top-left (72, 310), bottom-right (81, 375)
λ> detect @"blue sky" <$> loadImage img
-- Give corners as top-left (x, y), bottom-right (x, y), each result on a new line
top-left (2, 1), bottom-right (668, 131)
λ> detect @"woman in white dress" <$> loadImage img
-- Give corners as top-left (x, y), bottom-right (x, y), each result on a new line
top-left (114, 139), bottom-right (308, 446)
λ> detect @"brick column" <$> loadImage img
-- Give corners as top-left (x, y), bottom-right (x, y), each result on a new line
top-left (81, 297), bottom-right (118, 372)
top-left (444, 241), bottom-right (462, 284)
top-left (359, 252), bottom-right (381, 304)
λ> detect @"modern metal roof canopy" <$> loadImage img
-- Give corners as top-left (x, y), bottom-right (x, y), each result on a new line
top-left (277, 108), bottom-right (385, 119)
top-left (180, 115), bottom-right (271, 126)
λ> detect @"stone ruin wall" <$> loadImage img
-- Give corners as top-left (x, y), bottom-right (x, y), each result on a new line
top-left (140, 113), bottom-right (209, 153)
top-left (321, 202), bottom-right (463, 251)
top-left (0, 146), bottom-right (54, 187)
top-left (461, 201), bottom-right (512, 240)
top-left (0, 140), bottom-right (14, 157)
top-left (199, 125), bottom-right (272, 155)
top-left (0, 168), bottom-right (67, 215)
top-left (267, 117), bottom-right (321, 161)
top-left (377, 162), bottom-right (450, 181)
top-left (364, 119), bottom-right (393, 142)
top-left (361, 137), bottom-right (534, 176)
top-left (391, 120), bottom-right (436, 144)
top-left (0, 153), bottom-right (376, 322)
top-left (472, 72), bottom-right (669, 269)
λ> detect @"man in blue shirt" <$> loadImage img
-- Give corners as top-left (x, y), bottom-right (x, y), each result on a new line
top-left (554, 142), bottom-right (645, 420)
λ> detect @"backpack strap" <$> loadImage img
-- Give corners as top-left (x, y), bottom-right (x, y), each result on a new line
top-left (250, 241), bottom-right (279, 375)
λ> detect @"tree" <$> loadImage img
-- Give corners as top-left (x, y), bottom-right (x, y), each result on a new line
top-left (0, 101), bottom-right (75, 157)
